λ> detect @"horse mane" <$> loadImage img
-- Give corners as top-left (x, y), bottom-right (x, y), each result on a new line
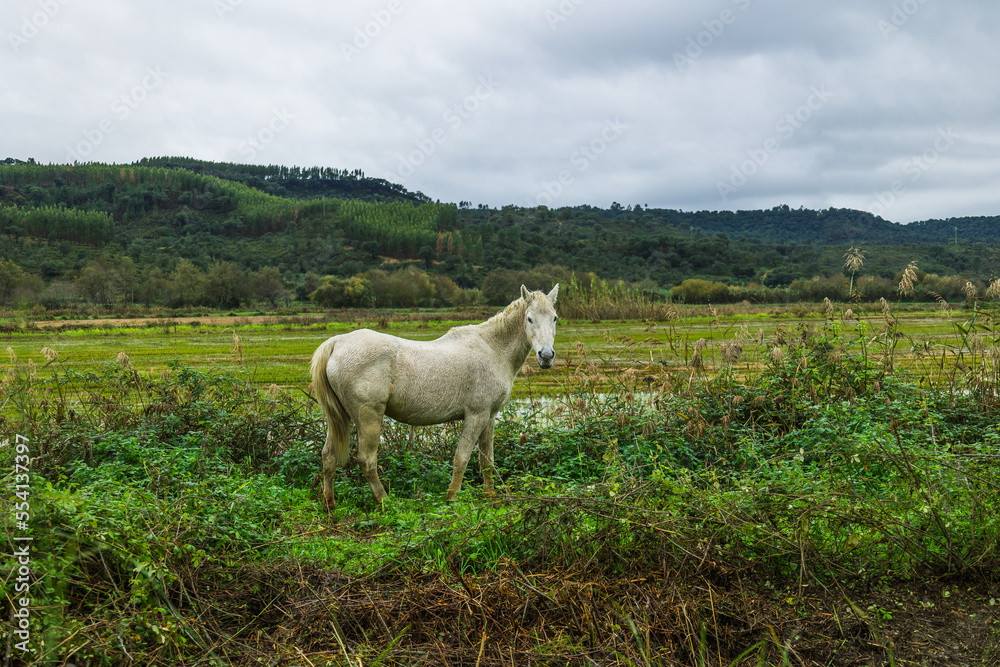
top-left (442, 292), bottom-right (530, 343)
top-left (478, 293), bottom-right (530, 340)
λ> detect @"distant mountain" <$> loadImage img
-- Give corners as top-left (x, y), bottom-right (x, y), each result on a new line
top-left (133, 156), bottom-right (432, 204)
top-left (650, 205), bottom-right (1000, 246)
top-left (1, 158), bottom-right (998, 309)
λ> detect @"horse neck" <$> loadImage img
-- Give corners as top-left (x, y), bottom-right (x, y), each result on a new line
top-left (478, 301), bottom-right (531, 374)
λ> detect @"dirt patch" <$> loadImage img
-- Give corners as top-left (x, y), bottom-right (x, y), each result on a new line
top-left (28, 308), bottom-right (497, 330)
top-left (63, 558), bottom-right (1000, 665)
top-left (214, 566), bottom-right (1000, 664)
top-left (29, 314), bottom-right (325, 329)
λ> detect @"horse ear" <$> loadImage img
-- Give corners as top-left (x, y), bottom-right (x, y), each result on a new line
top-left (548, 283), bottom-right (559, 303)
top-left (520, 284), bottom-right (532, 301)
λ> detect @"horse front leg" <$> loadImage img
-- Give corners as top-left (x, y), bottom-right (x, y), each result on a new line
top-left (447, 414), bottom-right (491, 501)
top-left (477, 418), bottom-right (497, 497)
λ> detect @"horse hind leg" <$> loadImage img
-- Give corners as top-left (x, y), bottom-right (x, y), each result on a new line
top-left (321, 419), bottom-right (350, 515)
top-left (355, 407), bottom-right (388, 505)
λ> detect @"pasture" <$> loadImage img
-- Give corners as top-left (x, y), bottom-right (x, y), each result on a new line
top-left (3, 301), bottom-right (1000, 665)
top-left (3, 300), bottom-right (985, 395)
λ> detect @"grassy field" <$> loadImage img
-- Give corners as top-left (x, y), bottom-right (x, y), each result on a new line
top-left (3, 299), bottom-right (992, 397)
top-left (3, 301), bottom-right (1000, 665)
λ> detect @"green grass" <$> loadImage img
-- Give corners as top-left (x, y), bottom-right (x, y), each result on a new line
top-left (2, 301), bottom-right (1000, 664)
top-left (4, 301), bottom-right (995, 400)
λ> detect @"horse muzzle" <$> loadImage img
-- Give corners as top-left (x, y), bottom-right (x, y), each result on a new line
top-left (537, 348), bottom-right (555, 369)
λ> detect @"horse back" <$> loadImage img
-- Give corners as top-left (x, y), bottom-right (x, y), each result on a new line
top-left (327, 328), bottom-right (511, 426)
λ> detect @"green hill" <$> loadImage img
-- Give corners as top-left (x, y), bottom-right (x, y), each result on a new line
top-left (1, 157), bottom-right (998, 310)
top-left (134, 156), bottom-right (432, 204)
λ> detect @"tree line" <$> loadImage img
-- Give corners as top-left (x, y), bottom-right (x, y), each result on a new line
top-left (2, 158), bottom-right (1000, 312)
top-left (6, 250), bottom-right (1000, 314)
top-left (133, 156), bottom-right (432, 203)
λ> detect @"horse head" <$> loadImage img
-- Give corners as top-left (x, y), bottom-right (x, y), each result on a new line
top-left (521, 284), bottom-right (559, 369)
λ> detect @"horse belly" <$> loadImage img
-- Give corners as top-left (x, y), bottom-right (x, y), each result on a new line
top-left (384, 382), bottom-right (467, 426)
top-left (385, 350), bottom-right (498, 426)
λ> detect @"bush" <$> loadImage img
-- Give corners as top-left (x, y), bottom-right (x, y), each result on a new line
top-left (855, 274), bottom-right (895, 301)
top-left (669, 278), bottom-right (730, 304)
top-left (481, 265), bottom-right (575, 305)
top-left (789, 274), bottom-right (850, 301)
top-left (310, 275), bottom-right (373, 308)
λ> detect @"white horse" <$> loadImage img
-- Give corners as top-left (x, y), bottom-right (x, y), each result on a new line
top-left (310, 284), bottom-right (559, 511)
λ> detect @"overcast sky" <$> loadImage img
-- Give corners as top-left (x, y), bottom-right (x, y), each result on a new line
top-left (3, 0), bottom-right (999, 223)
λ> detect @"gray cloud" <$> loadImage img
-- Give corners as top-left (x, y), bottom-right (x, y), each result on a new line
top-left (3, 0), bottom-right (999, 222)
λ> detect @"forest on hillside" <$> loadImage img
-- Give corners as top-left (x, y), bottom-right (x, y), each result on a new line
top-left (1, 157), bottom-right (999, 311)
top-left (133, 156), bottom-right (433, 204)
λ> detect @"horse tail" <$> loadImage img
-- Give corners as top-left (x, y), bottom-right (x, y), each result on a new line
top-left (310, 337), bottom-right (351, 466)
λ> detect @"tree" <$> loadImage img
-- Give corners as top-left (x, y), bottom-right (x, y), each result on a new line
top-left (482, 268), bottom-right (531, 305)
top-left (429, 273), bottom-right (462, 306)
top-left (40, 280), bottom-right (77, 309)
top-left (205, 261), bottom-right (247, 308)
top-left (310, 278), bottom-right (345, 308)
top-left (0, 259), bottom-right (27, 304)
top-left (249, 267), bottom-right (289, 306)
top-left (341, 275), bottom-right (373, 306)
top-left (361, 241), bottom-right (381, 259)
top-left (169, 259), bottom-right (207, 307)
top-left (137, 267), bottom-right (171, 306)
top-left (112, 255), bottom-right (138, 304)
top-left (670, 278), bottom-right (730, 304)
top-left (418, 245), bottom-right (435, 269)
top-left (77, 256), bottom-right (116, 304)
top-left (437, 204), bottom-right (458, 230)
top-left (310, 275), bottom-right (372, 308)
top-left (296, 271), bottom-right (323, 301)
